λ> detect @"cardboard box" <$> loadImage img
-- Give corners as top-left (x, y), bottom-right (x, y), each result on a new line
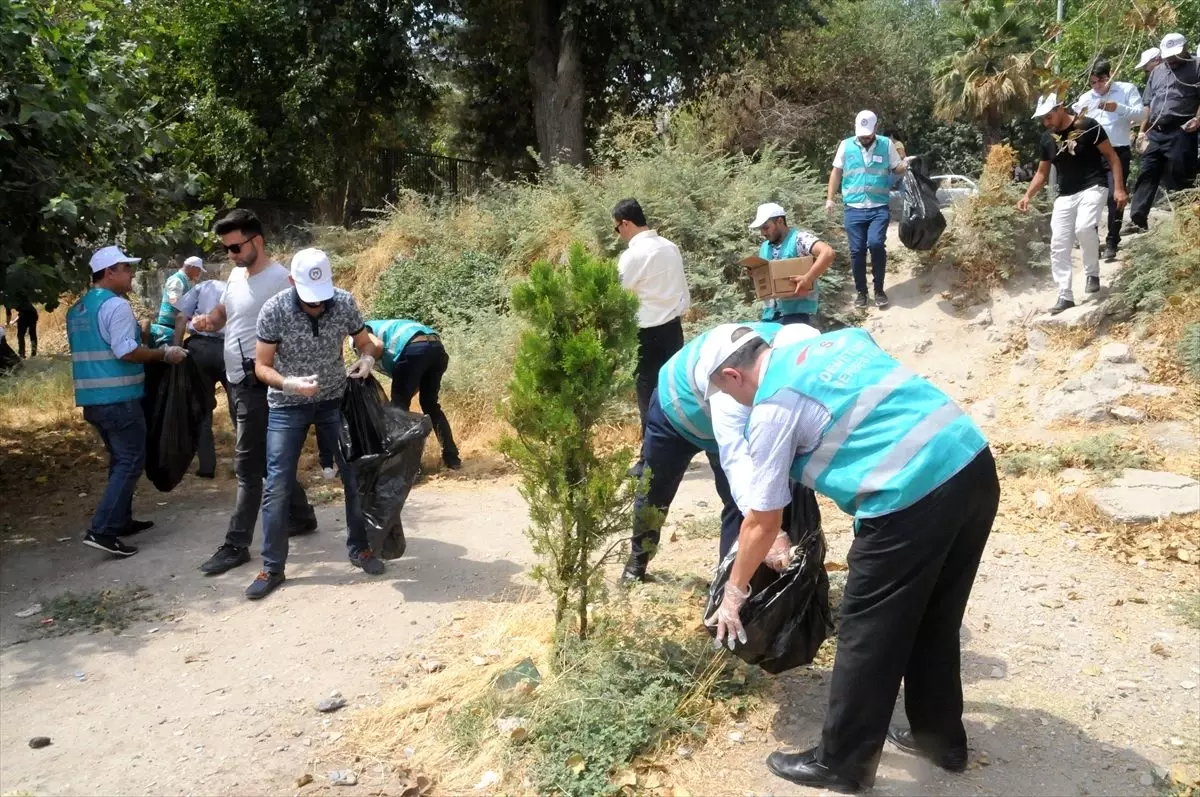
top-left (739, 255), bottom-right (814, 300)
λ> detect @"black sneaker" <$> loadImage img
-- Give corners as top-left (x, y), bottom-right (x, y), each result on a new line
top-left (82, 533), bottom-right (138, 557)
top-left (288, 517), bottom-right (318, 537)
top-left (619, 560), bottom-right (647, 584)
top-left (1120, 221), bottom-right (1147, 236)
top-left (1102, 245), bottom-right (1117, 262)
top-left (118, 519), bottom-right (155, 537)
top-left (1049, 297), bottom-right (1076, 315)
top-left (349, 549), bottom-right (386, 575)
top-left (443, 453), bottom-right (462, 471)
top-left (874, 289), bottom-right (890, 309)
top-left (1085, 275), bottom-right (1101, 293)
top-left (199, 544), bottom-right (250, 575)
top-left (245, 570), bottom-right (285, 600)
top-left (854, 292), bottom-right (869, 310)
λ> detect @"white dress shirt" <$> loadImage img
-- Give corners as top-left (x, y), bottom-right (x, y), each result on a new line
top-left (617, 230), bottom-right (691, 328)
top-left (1072, 81), bottom-right (1143, 147)
top-left (95, 296), bottom-right (141, 359)
top-left (707, 324), bottom-right (822, 514)
top-left (832, 137), bottom-right (903, 208)
top-left (174, 280), bottom-right (228, 336)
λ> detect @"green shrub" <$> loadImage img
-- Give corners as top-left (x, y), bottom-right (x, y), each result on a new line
top-left (371, 247), bottom-right (508, 330)
top-left (1178, 323), bottom-right (1200, 382)
top-left (998, 434), bottom-right (1154, 477)
top-left (1113, 189), bottom-right (1200, 314)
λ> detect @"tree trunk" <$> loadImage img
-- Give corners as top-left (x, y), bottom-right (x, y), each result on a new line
top-left (526, 0), bottom-right (585, 166)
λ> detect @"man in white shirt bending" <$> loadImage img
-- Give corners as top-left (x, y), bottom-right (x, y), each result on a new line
top-left (1073, 59), bottom-right (1143, 260)
top-left (613, 198), bottom-right (691, 432)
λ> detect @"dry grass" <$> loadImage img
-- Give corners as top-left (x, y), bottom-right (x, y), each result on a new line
top-left (1042, 324), bottom-right (1097, 351)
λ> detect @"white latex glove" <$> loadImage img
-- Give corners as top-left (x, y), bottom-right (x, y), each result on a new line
top-left (347, 354), bottom-right (375, 379)
top-left (282, 375), bottom-right (319, 397)
top-left (763, 530), bottom-right (793, 572)
top-left (712, 582), bottom-right (750, 651)
top-left (163, 346), bottom-right (188, 364)
top-left (824, 198), bottom-right (835, 215)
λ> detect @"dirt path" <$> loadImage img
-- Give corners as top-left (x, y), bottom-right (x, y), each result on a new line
top-left (2, 241), bottom-right (1197, 796)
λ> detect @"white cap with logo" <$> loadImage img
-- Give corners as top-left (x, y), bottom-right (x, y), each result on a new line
top-left (291, 248), bottom-right (335, 303)
top-left (696, 324), bottom-right (766, 400)
top-left (1135, 47), bottom-right (1160, 69)
top-left (183, 255), bottom-right (206, 272)
top-left (1032, 92), bottom-right (1062, 119)
top-left (855, 110), bottom-right (877, 137)
top-left (748, 202), bottom-right (788, 230)
top-left (1159, 33), bottom-right (1186, 59)
top-left (89, 245), bottom-right (141, 273)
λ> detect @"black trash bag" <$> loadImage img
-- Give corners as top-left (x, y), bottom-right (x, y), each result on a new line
top-left (0, 335), bottom-right (19, 375)
top-left (704, 484), bottom-right (834, 674)
top-left (898, 159), bottom-right (947, 251)
top-left (339, 376), bottom-right (432, 559)
top-left (143, 358), bottom-right (208, 492)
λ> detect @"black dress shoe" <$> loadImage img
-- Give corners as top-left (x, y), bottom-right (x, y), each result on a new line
top-left (887, 727), bottom-right (967, 772)
top-left (1102, 245), bottom-right (1118, 262)
top-left (1085, 275), bottom-right (1101, 293)
top-left (1048, 297), bottom-right (1075, 315)
top-left (288, 517), bottom-right (319, 537)
top-left (766, 748), bottom-right (867, 794)
top-left (619, 561), bottom-right (646, 584)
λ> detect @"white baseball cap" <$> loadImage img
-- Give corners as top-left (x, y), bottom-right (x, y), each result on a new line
top-left (697, 324), bottom-right (766, 399)
top-left (183, 255), bottom-right (206, 272)
top-left (89, 245), bottom-right (141, 273)
top-left (1032, 92), bottom-right (1062, 119)
top-left (855, 110), bottom-right (878, 137)
top-left (748, 202), bottom-right (788, 230)
top-left (290, 247), bottom-right (335, 303)
top-left (1135, 47), bottom-right (1160, 69)
top-left (1160, 32), bottom-right (1186, 59)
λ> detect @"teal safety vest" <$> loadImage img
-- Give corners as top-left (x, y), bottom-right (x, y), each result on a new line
top-left (657, 322), bottom-right (782, 453)
top-left (840, 135), bottom-right (892, 208)
top-left (755, 327), bottom-right (986, 519)
top-left (147, 323), bottom-right (174, 348)
top-left (368, 319), bottom-right (437, 376)
top-left (759, 228), bottom-right (819, 320)
top-left (155, 270), bottom-right (192, 328)
top-left (67, 288), bottom-right (146, 407)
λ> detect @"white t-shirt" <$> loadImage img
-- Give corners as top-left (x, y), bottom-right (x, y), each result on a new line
top-left (707, 324), bottom-right (822, 514)
top-left (219, 263), bottom-right (290, 383)
top-left (174, 280), bottom-right (228, 336)
top-left (617, 230), bottom-right (691, 328)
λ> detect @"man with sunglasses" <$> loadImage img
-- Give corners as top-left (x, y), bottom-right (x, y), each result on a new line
top-left (191, 209), bottom-right (318, 576)
top-left (68, 246), bottom-right (188, 558)
top-left (246, 248), bottom-right (382, 599)
top-left (1073, 59), bottom-right (1143, 261)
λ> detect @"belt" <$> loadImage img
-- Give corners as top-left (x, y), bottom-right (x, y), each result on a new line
top-left (409, 333), bottom-right (439, 344)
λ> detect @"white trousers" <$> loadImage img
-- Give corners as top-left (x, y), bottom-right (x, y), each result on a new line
top-left (1050, 184), bottom-right (1107, 302)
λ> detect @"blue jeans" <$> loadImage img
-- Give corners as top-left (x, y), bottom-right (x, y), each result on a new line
top-left (261, 399), bottom-right (366, 572)
top-left (630, 390), bottom-right (742, 567)
top-left (83, 399), bottom-right (147, 537)
top-left (844, 205), bottom-right (890, 294)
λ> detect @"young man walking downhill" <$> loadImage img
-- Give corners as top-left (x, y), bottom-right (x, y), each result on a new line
top-left (246, 248), bottom-right (383, 599)
top-left (1018, 93), bottom-right (1128, 315)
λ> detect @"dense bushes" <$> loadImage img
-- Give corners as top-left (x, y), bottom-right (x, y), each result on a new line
top-left (372, 249), bottom-right (508, 330)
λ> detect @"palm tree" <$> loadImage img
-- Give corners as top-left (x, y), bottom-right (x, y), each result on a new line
top-left (933, 0), bottom-right (1049, 147)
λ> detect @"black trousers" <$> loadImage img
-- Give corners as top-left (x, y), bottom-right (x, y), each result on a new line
top-left (184, 334), bottom-right (231, 476)
top-left (1104, 145), bottom-right (1132, 250)
top-left (1130, 127), bottom-right (1200, 228)
top-left (390, 339), bottom-right (458, 462)
top-left (817, 447), bottom-right (1000, 782)
top-left (635, 317), bottom-right (684, 431)
top-left (16, 312), bottom-right (36, 358)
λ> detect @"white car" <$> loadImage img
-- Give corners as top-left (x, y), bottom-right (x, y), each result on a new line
top-left (889, 174), bottom-right (979, 215)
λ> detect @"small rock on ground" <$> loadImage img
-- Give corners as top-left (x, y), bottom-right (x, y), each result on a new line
top-left (1109, 406), bottom-right (1145, 423)
top-left (1098, 342), bottom-right (1132, 363)
top-left (329, 770), bottom-right (358, 786)
top-left (28, 737), bottom-right (51, 749)
top-left (315, 697), bottom-right (346, 713)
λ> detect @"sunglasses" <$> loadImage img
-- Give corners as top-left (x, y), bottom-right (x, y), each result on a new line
top-left (222, 236), bottom-right (257, 254)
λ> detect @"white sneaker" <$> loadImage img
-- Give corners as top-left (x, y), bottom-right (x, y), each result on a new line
top-left (322, 467), bottom-right (336, 480)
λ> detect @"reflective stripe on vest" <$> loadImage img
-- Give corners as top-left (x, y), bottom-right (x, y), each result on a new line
top-left (759, 228), bottom-right (818, 319)
top-left (368, 319), bottom-right (437, 376)
top-left (841, 135), bottom-right (892, 206)
top-left (657, 322), bottom-right (782, 452)
top-left (67, 288), bottom-right (146, 407)
top-left (755, 327), bottom-right (986, 519)
top-left (156, 271), bottom-right (192, 327)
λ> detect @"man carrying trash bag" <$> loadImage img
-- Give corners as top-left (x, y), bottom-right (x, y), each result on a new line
top-left (363, 319), bottom-right (460, 470)
top-left (703, 326), bottom-right (999, 793)
top-left (622, 321), bottom-right (823, 583)
top-left (68, 246), bottom-right (188, 558)
top-left (244, 248), bottom-right (383, 600)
